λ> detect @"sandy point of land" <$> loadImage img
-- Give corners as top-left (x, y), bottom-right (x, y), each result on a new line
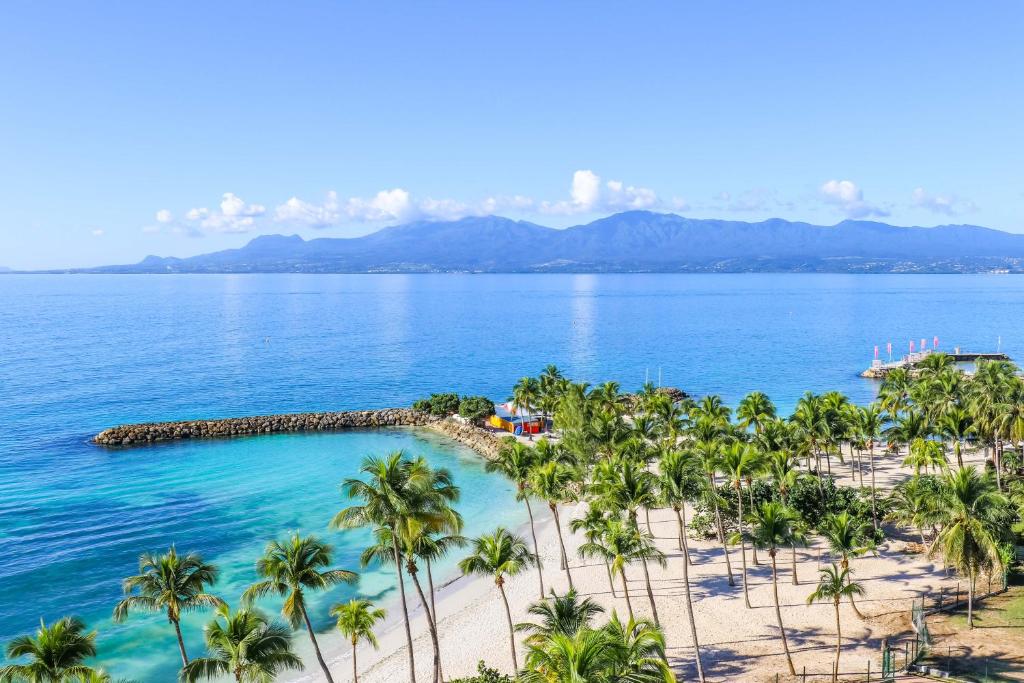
top-left (288, 445), bottom-right (987, 683)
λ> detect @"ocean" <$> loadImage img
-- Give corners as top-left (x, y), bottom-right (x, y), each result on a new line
top-left (2, 273), bottom-right (1022, 679)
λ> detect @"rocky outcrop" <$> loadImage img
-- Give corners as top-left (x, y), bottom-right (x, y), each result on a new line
top-left (92, 409), bottom-right (510, 463)
top-left (93, 409), bottom-right (437, 446)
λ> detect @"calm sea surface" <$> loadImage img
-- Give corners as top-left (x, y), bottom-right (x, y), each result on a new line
top-left (2, 273), bottom-right (1023, 680)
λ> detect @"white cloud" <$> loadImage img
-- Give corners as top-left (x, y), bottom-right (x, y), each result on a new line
top-left (155, 209), bottom-right (173, 223)
top-left (541, 170), bottom-right (660, 215)
top-left (820, 179), bottom-right (889, 219)
top-left (275, 191), bottom-right (341, 228)
top-left (345, 188), bottom-right (418, 222)
top-left (184, 193), bottom-right (266, 233)
top-left (911, 187), bottom-right (976, 216)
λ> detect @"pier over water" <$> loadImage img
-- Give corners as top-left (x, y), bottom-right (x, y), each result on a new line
top-left (861, 349), bottom-right (1011, 378)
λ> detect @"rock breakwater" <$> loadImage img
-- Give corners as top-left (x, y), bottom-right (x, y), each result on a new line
top-left (93, 409), bottom-right (508, 462)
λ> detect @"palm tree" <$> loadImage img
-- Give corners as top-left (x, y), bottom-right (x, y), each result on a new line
top-left (332, 451), bottom-right (451, 683)
top-left (331, 599), bottom-right (385, 683)
top-left (459, 528), bottom-right (538, 671)
top-left (807, 564), bottom-right (864, 682)
top-left (938, 408), bottom-right (974, 470)
top-left (748, 501), bottom-right (798, 676)
top-left (819, 512), bottom-right (873, 618)
top-left (694, 437), bottom-right (735, 586)
top-left (599, 612), bottom-right (677, 683)
top-left (931, 467), bottom-right (1009, 627)
top-left (513, 376), bottom-right (542, 439)
top-left (853, 404), bottom-right (885, 529)
top-left (656, 448), bottom-right (705, 681)
top-left (488, 439), bottom-right (546, 598)
top-left (112, 547), bottom-right (223, 667)
top-left (516, 589), bottom-right (604, 644)
top-left (1, 617), bottom-right (98, 682)
top-left (530, 461), bottom-right (576, 590)
top-left (569, 507), bottom-right (618, 596)
top-left (578, 518), bottom-right (665, 627)
top-left (887, 475), bottom-right (941, 546)
top-left (179, 604), bottom-right (302, 683)
top-left (719, 442), bottom-right (760, 608)
top-left (737, 391), bottom-right (777, 434)
top-left (903, 438), bottom-right (947, 475)
top-left (242, 533), bottom-right (357, 683)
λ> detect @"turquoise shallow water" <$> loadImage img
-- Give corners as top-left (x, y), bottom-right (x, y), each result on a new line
top-left (3, 273), bottom-right (1024, 679)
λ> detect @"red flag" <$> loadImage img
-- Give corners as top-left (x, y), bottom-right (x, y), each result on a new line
top-left (933, 336), bottom-right (939, 349)
top-left (874, 345), bottom-right (879, 359)
top-left (910, 340), bottom-right (915, 353)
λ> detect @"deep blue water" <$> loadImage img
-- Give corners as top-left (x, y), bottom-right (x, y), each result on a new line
top-left (2, 273), bottom-right (1023, 680)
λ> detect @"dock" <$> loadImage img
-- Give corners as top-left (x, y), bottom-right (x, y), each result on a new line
top-left (861, 350), bottom-right (1011, 378)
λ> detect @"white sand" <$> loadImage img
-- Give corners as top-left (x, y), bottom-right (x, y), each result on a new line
top-left (288, 445), bottom-right (986, 682)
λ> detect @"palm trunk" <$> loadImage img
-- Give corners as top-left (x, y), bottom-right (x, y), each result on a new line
top-left (833, 600), bottom-right (842, 683)
top-left (171, 618), bottom-right (189, 667)
top-left (736, 484), bottom-right (751, 608)
top-left (523, 495), bottom-right (545, 599)
top-left (551, 504), bottom-right (574, 590)
top-left (392, 536), bottom-right (417, 683)
top-left (680, 523), bottom-right (706, 683)
top-left (639, 556), bottom-right (660, 627)
top-left (968, 570), bottom-right (976, 628)
top-left (770, 551), bottom-right (796, 675)
top-left (869, 443), bottom-right (878, 531)
top-left (497, 580), bottom-right (518, 671)
top-left (352, 639), bottom-right (359, 683)
top-left (604, 557), bottom-right (617, 596)
top-left (644, 507), bottom-right (653, 536)
top-left (711, 480), bottom-right (735, 586)
top-left (409, 564), bottom-right (442, 683)
top-left (848, 592), bottom-right (866, 619)
top-left (791, 545), bottom-right (799, 585)
top-left (620, 569), bottom-right (635, 621)
top-left (748, 483), bottom-right (760, 565)
top-left (675, 505), bottom-right (694, 566)
top-left (955, 441), bottom-right (964, 469)
top-left (300, 603), bottom-right (336, 683)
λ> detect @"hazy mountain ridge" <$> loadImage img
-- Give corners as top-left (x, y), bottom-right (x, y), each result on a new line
top-left (61, 211), bottom-right (1024, 273)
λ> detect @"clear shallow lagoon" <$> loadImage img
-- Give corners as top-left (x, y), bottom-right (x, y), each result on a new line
top-left (3, 273), bottom-right (1024, 679)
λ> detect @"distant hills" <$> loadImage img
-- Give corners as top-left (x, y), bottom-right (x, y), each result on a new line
top-left (61, 211), bottom-right (1024, 273)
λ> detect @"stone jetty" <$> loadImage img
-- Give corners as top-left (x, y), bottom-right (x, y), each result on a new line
top-left (93, 408), bottom-right (507, 461)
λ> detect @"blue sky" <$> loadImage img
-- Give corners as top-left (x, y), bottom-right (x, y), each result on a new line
top-left (2, 2), bottom-right (1022, 269)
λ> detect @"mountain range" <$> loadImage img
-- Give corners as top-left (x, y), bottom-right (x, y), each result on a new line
top-left (56, 211), bottom-right (1024, 273)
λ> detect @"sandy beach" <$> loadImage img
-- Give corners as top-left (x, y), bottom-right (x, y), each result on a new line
top-left (288, 444), bottom-right (985, 683)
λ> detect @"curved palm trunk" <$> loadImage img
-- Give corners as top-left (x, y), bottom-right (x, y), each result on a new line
top-left (352, 639), bottom-right (359, 683)
top-left (550, 504), bottom-right (574, 590)
top-left (171, 618), bottom-right (189, 667)
top-left (409, 564), bottom-right (442, 683)
top-left (770, 550), bottom-right (796, 675)
top-left (968, 570), bottom-right (976, 628)
top-left (955, 440), bottom-right (964, 469)
top-left (680, 533), bottom-right (705, 683)
top-left (619, 569), bottom-right (635, 621)
top-left (674, 505), bottom-right (694, 566)
top-left (848, 593), bottom-right (866, 619)
top-left (645, 507), bottom-right (653, 536)
top-left (300, 603), bottom-right (336, 683)
top-left (833, 600), bottom-right (842, 683)
top-left (604, 557), bottom-right (617, 597)
top-left (497, 580), bottom-right (518, 671)
top-left (711, 486), bottom-right (735, 586)
top-left (736, 484), bottom-right (751, 608)
top-left (392, 536), bottom-right (418, 683)
top-left (639, 557), bottom-right (660, 627)
top-left (523, 494), bottom-right (545, 599)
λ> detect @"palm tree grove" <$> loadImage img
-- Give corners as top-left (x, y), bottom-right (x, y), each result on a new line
top-left (4, 355), bottom-right (1024, 682)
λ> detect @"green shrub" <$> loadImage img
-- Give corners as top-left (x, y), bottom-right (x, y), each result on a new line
top-left (450, 661), bottom-right (514, 683)
top-left (413, 392), bottom-right (462, 416)
top-left (458, 395), bottom-right (496, 423)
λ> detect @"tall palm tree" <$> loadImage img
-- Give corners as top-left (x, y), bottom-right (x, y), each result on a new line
top-left (807, 564), bottom-right (864, 683)
top-left (488, 439), bottom-right (546, 598)
top-left (719, 442), bottom-right (760, 608)
top-left (931, 467), bottom-right (1009, 627)
top-left (530, 461), bottom-right (576, 590)
top-left (112, 546), bottom-right (223, 667)
top-left (819, 512), bottom-right (873, 618)
top-left (599, 612), bottom-right (677, 683)
top-left (970, 359), bottom-right (1018, 490)
top-left (694, 437), bottom-right (735, 586)
top-left (1, 617), bottom-right (98, 682)
top-left (887, 475), bottom-right (941, 546)
top-left (578, 518), bottom-right (665, 627)
top-left (516, 589), bottom-right (604, 644)
top-left (179, 604), bottom-right (302, 683)
top-left (332, 451), bottom-right (452, 683)
top-left (656, 448), bottom-right (705, 681)
top-left (242, 533), bottom-right (357, 683)
top-left (569, 507), bottom-right (617, 596)
top-left (903, 438), bottom-right (947, 475)
top-left (737, 391), bottom-right (777, 435)
top-left (331, 599), bottom-right (385, 683)
top-left (459, 528), bottom-right (538, 671)
top-left (853, 404), bottom-right (885, 529)
top-left (748, 501), bottom-right (798, 676)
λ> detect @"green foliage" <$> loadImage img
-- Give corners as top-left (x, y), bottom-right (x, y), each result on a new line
top-left (449, 661), bottom-right (514, 683)
top-left (459, 395), bottom-right (496, 423)
top-left (413, 392), bottom-right (462, 416)
top-left (786, 476), bottom-right (879, 533)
